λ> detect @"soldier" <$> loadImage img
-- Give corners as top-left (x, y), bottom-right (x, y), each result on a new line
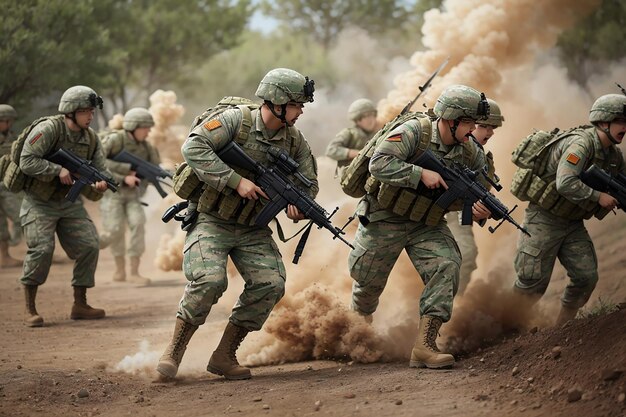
top-left (325, 98), bottom-right (378, 177)
top-left (19, 86), bottom-right (110, 327)
top-left (445, 98), bottom-right (504, 294)
top-left (348, 85), bottom-right (492, 369)
top-left (99, 108), bottom-right (160, 285)
top-left (157, 68), bottom-right (318, 380)
top-left (513, 94), bottom-right (626, 325)
top-left (0, 104), bottom-right (23, 267)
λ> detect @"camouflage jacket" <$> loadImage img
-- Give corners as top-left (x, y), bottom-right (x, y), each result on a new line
top-left (0, 131), bottom-right (14, 157)
top-left (325, 126), bottom-right (375, 168)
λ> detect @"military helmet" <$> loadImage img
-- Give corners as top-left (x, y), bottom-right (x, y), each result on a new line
top-left (0, 104), bottom-right (17, 120)
top-left (433, 84), bottom-right (490, 121)
top-left (348, 98), bottom-right (377, 121)
top-left (589, 94), bottom-right (626, 123)
top-left (482, 98), bottom-right (504, 127)
top-left (123, 107), bottom-right (155, 131)
top-left (58, 85), bottom-right (103, 114)
top-left (255, 68), bottom-right (315, 105)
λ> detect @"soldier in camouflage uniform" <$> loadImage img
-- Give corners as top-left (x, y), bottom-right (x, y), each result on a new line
top-left (513, 94), bottom-right (626, 325)
top-left (99, 107), bottom-right (160, 285)
top-left (325, 98), bottom-right (378, 178)
top-left (19, 86), bottom-right (111, 327)
top-left (157, 68), bottom-right (318, 380)
top-left (445, 98), bottom-right (504, 294)
top-left (0, 104), bottom-right (23, 267)
top-left (348, 85), bottom-right (492, 369)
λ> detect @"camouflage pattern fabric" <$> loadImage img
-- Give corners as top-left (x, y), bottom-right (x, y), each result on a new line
top-left (349, 119), bottom-right (485, 322)
top-left (325, 126), bottom-right (375, 170)
top-left (20, 195), bottom-right (99, 287)
top-left (176, 106), bottom-right (318, 330)
top-left (445, 211), bottom-right (477, 295)
top-left (0, 131), bottom-right (23, 244)
top-left (19, 118), bottom-right (109, 288)
top-left (514, 127), bottom-right (625, 307)
top-left (177, 212), bottom-right (286, 329)
top-left (99, 130), bottom-right (160, 257)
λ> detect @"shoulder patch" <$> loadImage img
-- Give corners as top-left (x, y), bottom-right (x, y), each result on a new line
top-left (566, 153), bottom-right (580, 165)
top-left (203, 119), bottom-right (222, 131)
top-left (29, 133), bottom-right (43, 145)
top-left (386, 134), bottom-right (402, 142)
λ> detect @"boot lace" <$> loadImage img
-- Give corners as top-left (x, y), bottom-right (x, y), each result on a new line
top-left (423, 318), bottom-right (441, 352)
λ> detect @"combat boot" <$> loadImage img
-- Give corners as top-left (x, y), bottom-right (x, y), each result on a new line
top-left (409, 315), bottom-right (455, 369)
top-left (24, 285), bottom-right (44, 327)
top-left (128, 257), bottom-right (150, 285)
top-left (70, 286), bottom-right (106, 320)
top-left (112, 256), bottom-right (126, 282)
top-left (555, 305), bottom-right (579, 326)
top-left (207, 322), bottom-right (251, 380)
top-left (156, 318), bottom-right (198, 378)
top-left (0, 241), bottom-right (22, 268)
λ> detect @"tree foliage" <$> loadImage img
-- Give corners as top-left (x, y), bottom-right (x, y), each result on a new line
top-left (260, 0), bottom-right (410, 50)
top-left (0, 0), bottom-right (253, 118)
top-left (557, 0), bottom-right (626, 94)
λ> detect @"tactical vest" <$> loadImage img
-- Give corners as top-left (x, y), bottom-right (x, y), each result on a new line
top-left (510, 126), bottom-right (619, 220)
top-left (340, 112), bottom-right (432, 198)
top-left (172, 102), bottom-right (304, 225)
top-left (0, 132), bottom-right (15, 180)
top-left (335, 127), bottom-right (373, 169)
top-left (371, 126), bottom-right (481, 226)
top-left (101, 129), bottom-right (156, 163)
top-left (2, 115), bottom-right (100, 201)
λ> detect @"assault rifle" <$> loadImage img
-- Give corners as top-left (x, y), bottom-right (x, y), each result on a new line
top-left (579, 164), bottom-right (626, 211)
top-left (413, 149), bottom-right (530, 236)
top-left (112, 150), bottom-right (172, 198)
top-left (47, 148), bottom-right (118, 202)
top-left (217, 141), bottom-right (354, 255)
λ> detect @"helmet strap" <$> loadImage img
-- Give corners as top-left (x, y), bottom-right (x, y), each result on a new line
top-left (602, 122), bottom-right (620, 145)
top-left (66, 112), bottom-right (78, 125)
top-left (450, 119), bottom-right (463, 144)
top-left (266, 101), bottom-right (288, 124)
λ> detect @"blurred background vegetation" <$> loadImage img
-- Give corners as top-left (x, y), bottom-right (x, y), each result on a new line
top-left (1, 0), bottom-right (624, 135)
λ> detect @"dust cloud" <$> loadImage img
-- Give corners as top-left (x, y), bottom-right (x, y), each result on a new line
top-left (113, 340), bottom-right (160, 377)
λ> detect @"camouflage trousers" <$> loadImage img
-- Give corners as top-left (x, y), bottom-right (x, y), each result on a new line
top-left (177, 213), bottom-right (286, 330)
top-left (513, 205), bottom-right (597, 309)
top-left (0, 185), bottom-right (22, 244)
top-left (20, 195), bottom-right (99, 287)
top-left (349, 219), bottom-right (461, 322)
top-left (445, 212), bottom-right (478, 295)
top-left (99, 190), bottom-right (146, 257)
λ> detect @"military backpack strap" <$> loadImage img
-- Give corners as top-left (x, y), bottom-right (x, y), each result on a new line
top-left (235, 105), bottom-right (254, 146)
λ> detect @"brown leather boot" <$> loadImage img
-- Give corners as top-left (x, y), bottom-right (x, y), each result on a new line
top-left (156, 318), bottom-right (199, 378)
top-left (112, 256), bottom-right (126, 282)
top-left (0, 241), bottom-right (22, 268)
top-left (555, 305), bottom-right (578, 326)
top-left (24, 285), bottom-right (44, 327)
top-left (128, 257), bottom-right (150, 285)
top-left (70, 286), bottom-right (105, 320)
top-left (409, 316), bottom-right (455, 369)
top-left (207, 322), bottom-right (251, 380)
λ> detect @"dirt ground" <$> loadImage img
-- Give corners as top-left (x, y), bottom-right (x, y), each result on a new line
top-left (0, 197), bottom-right (625, 417)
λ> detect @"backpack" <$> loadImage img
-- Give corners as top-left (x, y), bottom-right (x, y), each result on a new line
top-left (510, 126), bottom-right (589, 203)
top-left (340, 112), bottom-right (432, 198)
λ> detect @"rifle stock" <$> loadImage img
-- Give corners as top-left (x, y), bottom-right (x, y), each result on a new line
top-left (580, 164), bottom-right (626, 211)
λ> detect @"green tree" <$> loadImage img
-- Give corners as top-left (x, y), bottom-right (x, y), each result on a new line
top-left (556, 0), bottom-right (626, 96)
top-left (99, 0), bottom-right (253, 118)
top-left (0, 0), bottom-right (112, 111)
top-left (260, 0), bottom-right (410, 50)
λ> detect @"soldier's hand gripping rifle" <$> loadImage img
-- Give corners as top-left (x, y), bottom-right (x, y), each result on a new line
top-left (47, 148), bottom-right (118, 202)
top-left (579, 164), bottom-right (626, 211)
top-left (217, 141), bottom-right (354, 251)
top-left (112, 150), bottom-right (172, 198)
top-left (413, 149), bottom-right (531, 236)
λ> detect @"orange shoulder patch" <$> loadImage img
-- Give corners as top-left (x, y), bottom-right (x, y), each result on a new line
top-left (386, 134), bottom-right (402, 142)
top-left (566, 153), bottom-right (580, 165)
top-left (29, 133), bottom-right (43, 145)
top-left (203, 119), bottom-right (222, 131)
